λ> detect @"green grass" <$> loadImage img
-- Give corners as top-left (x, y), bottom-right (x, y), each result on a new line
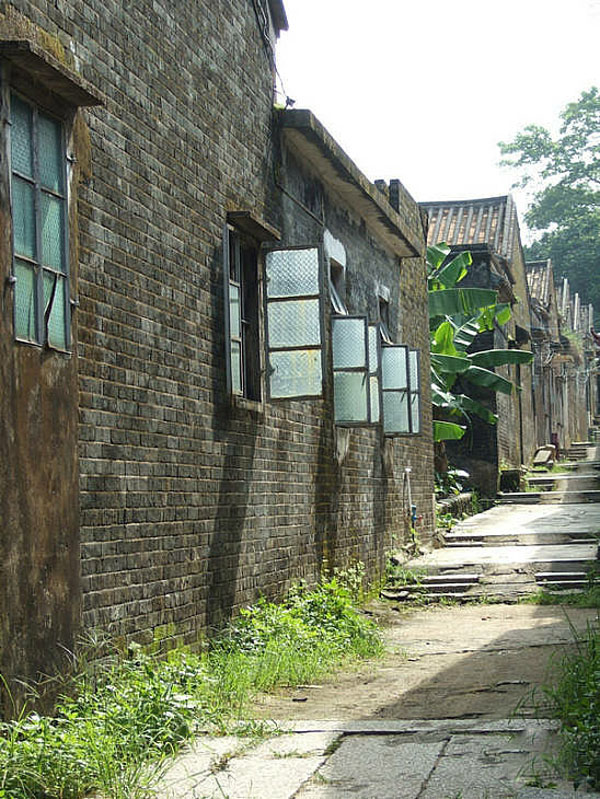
top-left (520, 586), bottom-right (600, 608)
top-left (0, 575), bottom-right (382, 799)
top-left (519, 571), bottom-right (600, 609)
top-left (534, 616), bottom-right (600, 790)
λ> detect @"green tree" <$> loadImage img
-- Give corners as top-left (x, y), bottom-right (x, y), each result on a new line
top-left (428, 244), bottom-right (533, 442)
top-left (499, 87), bottom-right (600, 311)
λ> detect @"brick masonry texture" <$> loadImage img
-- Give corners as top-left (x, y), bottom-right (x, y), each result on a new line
top-left (1, 0), bottom-right (434, 664)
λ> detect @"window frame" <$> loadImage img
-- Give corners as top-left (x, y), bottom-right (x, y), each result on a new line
top-left (408, 347), bottom-right (422, 434)
top-left (332, 313), bottom-right (375, 427)
top-left (329, 258), bottom-right (348, 315)
top-left (223, 223), bottom-right (264, 402)
top-left (9, 89), bottom-right (71, 352)
top-left (381, 343), bottom-right (422, 436)
top-left (264, 244), bottom-right (325, 401)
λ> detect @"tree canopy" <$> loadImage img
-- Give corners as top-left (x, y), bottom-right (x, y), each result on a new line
top-left (499, 87), bottom-right (600, 313)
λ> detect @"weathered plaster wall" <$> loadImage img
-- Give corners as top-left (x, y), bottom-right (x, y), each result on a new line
top-left (0, 6), bottom-right (86, 703)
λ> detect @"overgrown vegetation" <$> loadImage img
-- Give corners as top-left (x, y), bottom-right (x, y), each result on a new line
top-left (533, 616), bottom-right (600, 790)
top-left (434, 467), bottom-right (470, 499)
top-left (427, 242), bottom-right (532, 443)
top-left (0, 573), bottom-right (382, 799)
top-left (520, 570), bottom-right (600, 609)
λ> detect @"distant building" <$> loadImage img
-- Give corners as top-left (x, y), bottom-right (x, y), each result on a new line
top-left (420, 196), bottom-right (535, 495)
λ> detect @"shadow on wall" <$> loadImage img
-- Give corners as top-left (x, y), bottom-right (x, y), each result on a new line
top-left (314, 421), bottom-right (340, 576)
top-left (205, 246), bottom-right (258, 635)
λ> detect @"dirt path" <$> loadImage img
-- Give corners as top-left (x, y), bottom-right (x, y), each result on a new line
top-left (252, 601), bottom-right (599, 721)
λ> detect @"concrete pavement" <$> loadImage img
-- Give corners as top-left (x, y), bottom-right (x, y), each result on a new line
top-left (158, 719), bottom-right (600, 798)
top-left (156, 450), bottom-right (600, 798)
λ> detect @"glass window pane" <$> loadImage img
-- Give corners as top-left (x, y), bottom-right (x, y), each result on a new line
top-left (11, 95), bottom-right (33, 177)
top-left (12, 177), bottom-right (36, 259)
top-left (410, 392), bottom-right (421, 433)
top-left (39, 114), bottom-right (64, 193)
top-left (43, 271), bottom-right (67, 350)
top-left (334, 371), bottom-right (368, 422)
top-left (41, 193), bottom-right (66, 271)
top-left (267, 298), bottom-right (321, 348)
top-left (266, 248), bottom-right (319, 298)
top-left (381, 345), bottom-right (408, 390)
top-left (269, 349), bottom-right (322, 398)
top-left (409, 350), bottom-right (419, 388)
top-left (368, 325), bottom-right (379, 374)
top-left (370, 376), bottom-right (380, 423)
top-left (14, 259), bottom-right (37, 341)
top-left (332, 316), bottom-right (366, 369)
top-left (229, 283), bottom-right (241, 338)
top-left (383, 390), bottom-right (410, 434)
top-left (231, 340), bottom-right (242, 394)
top-left (330, 281), bottom-right (347, 315)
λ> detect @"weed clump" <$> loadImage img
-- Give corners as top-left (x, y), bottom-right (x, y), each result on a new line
top-left (0, 574), bottom-right (381, 799)
top-left (538, 616), bottom-right (600, 790)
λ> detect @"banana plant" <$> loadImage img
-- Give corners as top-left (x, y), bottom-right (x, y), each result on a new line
top-left (428, 243), bottom-right (533, 442)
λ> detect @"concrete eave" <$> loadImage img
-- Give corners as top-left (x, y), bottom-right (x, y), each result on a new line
top-left (0, 40), bottom-right (103, 106)
top-left (268, 0), bottom-right (289, 33)
top-left (280, 109), bottom-right (422, 258)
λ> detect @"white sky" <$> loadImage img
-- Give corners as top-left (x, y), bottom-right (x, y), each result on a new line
top-left (275, 0), bottom-right (600, 242)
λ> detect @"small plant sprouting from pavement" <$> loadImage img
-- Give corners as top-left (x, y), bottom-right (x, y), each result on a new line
top-left (519, 569), bottom-right (600, 609)
top-left (0, 570), bottom-right (382, 799)
top-left (527, 615), bottom-right (600, 790)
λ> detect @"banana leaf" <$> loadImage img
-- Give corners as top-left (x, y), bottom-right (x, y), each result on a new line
top-left (432, 320), bottom-right (457, 354)
top-left (495, 303), bottom-right (512, 326)
top-left (429, 288), bottom-right (498, 318)
top-left (426, 242), bottom-right (451, 272)
top-left (453, 394), bottom-right (498, 424)
top-left (433, 420), bottom-right (466, 442)
top-left (463, 365), bottom-right (514, 394)
top-left (431, 353), bottom-right (471, 373)
top-left (434, 250), bottom-right (472, 288)
top-left (469, 349), bottom-right (533, 367)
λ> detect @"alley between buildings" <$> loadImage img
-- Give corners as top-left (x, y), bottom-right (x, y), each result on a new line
top-left (156, 447), bottom-right (600, 799)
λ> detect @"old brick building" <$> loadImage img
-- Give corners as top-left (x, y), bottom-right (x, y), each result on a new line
top-left (0, 0), bottom-right (434, 694)
top-left (421, 196), bottom-right (536, 495)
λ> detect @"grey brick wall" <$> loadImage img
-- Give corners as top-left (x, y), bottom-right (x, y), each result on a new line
top-left (1, 0), bottom-right (434, 660)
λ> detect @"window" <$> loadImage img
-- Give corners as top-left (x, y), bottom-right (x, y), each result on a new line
top-left (332, 315), bottom-right (369, 424)
top-left (10, 92), bottom-right (69, 350)
top-left (224, 226), bottom-right (261, 401)
top-left (329, 259), bottom-right (347, 315)
top-left (265, 246), bottom-right (323, 399)
top-left (381, 345), bottom-right (422, 435)
top-left (378, 284), bottom-right (393, 344)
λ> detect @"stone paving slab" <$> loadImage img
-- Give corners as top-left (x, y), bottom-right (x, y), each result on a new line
top-left (158, 731), bottom-right (339, 799)
top-left (452, 503), bottom-right (600, 534)
top-left (295, 735), bottom-right (443, 798)
top-left (156, 719), bottom-right (593, 799)
top-left (518, 790), bottom-right (600, 798)
top-left (406, 542), bottom-right (598, 570)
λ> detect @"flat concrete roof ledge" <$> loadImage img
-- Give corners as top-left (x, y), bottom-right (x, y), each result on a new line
top-left (280, 109), bottom-right (424, 259)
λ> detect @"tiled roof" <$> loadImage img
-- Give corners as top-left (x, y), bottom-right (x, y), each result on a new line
top-left (421, 195), bottom-right (518, 259)
top-left (525, 260), bottom-right (552, 305)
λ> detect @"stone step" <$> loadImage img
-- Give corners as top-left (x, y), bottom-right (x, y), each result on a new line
top-left (422, 573), bottom-right (480, 584)
top-left (444, 530), bottom-right (598, 547)
top-left (498, 489), bottom-right (600, 504)
top-left (527, 473), bottom-right (600, 486)
top-left (536, 570), bottom-right (590, 581)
